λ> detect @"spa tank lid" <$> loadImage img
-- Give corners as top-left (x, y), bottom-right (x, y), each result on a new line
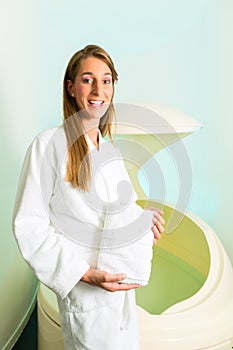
top-left (113, 102), bottom-right (203, 135)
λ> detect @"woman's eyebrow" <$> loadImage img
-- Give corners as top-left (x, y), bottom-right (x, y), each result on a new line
top-left (80, 72), bottom-right (112, 76)
top-left (80, 72), bottom-right (93, 76)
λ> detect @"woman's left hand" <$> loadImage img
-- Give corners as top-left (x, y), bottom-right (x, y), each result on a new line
top-left (147, 207), bottom-right (165, 245)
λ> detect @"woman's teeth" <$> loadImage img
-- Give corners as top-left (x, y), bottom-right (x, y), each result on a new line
top-left (88, 100), bottom-right (103, 106)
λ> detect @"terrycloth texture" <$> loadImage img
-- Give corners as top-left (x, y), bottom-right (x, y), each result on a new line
top-left (12, 126), bottom-right (91, 299)
top-left (57, 286), bottom-right (140, 350)
top-left (85, 134), bottom-right (154, 286)
top-left (12, 125), bottom-right (152, 349)
top-left (97, 199), bottom-right (154, 286)
top-left (12, 125), bottom-right (154, 297)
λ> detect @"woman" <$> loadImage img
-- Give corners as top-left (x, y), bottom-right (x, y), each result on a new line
top-left (13, 44), bottom-right (165, 349)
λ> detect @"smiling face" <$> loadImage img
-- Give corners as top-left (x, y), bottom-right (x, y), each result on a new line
top-left (67, 56), bottom-right (114, 121)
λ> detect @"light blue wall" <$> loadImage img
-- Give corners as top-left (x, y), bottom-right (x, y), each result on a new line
top-left (1, 0), bottom-right (232, 262)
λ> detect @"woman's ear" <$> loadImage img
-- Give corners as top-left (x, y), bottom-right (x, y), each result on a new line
top-left (66, 80), bottom-right (74, 97)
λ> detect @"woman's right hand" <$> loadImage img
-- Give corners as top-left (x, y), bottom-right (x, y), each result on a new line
top-left (81, 267), bottom-right (140, 292)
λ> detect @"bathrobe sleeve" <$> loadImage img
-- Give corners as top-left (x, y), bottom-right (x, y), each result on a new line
top-left (12, 133), bottom-right (90, 299)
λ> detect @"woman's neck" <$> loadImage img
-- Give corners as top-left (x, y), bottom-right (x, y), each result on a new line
top-left (82, 119), bottom-right (99, 148)
top-left (87, 129), bottom-right (99, 148)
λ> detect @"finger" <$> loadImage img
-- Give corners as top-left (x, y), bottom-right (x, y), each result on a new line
top-left (103, 272), bottom-right (126, 283)
top-left (107, 283), bottom-right (141, 292)
top-left (151, 225), bottom-right (162, 240)
top-left (117, 283), bottom-right (141, 290)
top-left (153, 212), bottom-right (165, 225)
top-left (147, 207), bottom-right (164, 216)
top-left (152, 220), bottom-right (164, 235)
top-left (155, 221), bottom-right (165, 233)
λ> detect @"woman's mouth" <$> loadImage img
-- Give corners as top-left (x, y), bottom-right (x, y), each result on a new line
top-left (88, 100), bottom-right (104, 108)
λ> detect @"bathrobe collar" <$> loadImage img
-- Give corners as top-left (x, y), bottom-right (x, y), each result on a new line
top-left (85, 129), bottom-right (106, 151)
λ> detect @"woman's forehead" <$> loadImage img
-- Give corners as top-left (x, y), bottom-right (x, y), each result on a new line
top-left (77, 56), bottom-right (111, 75)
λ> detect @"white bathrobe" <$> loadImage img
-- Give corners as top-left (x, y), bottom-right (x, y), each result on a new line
top-left (12, 125), bottom-right (154, 350)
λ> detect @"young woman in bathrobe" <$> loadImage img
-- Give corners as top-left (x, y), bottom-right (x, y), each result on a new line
top-left (12, 44), bottom-right (165, 349)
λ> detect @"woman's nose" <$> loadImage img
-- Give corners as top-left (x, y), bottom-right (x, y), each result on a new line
top-left (92, 80), bottom-right (101, 95)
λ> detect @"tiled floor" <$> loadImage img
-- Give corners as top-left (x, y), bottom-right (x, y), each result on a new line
top-left (12, 303), bottom-right (37, 350)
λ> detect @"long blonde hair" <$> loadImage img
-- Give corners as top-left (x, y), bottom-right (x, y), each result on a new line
top-left (63, 44), bottom-right (118, 191)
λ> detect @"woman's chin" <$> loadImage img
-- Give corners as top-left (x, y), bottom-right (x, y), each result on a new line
top-left (80, 104), bottom-right (109, 120)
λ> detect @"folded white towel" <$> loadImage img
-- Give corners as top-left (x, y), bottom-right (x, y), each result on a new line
top-left (97, 199), bottom-right (154, 286)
